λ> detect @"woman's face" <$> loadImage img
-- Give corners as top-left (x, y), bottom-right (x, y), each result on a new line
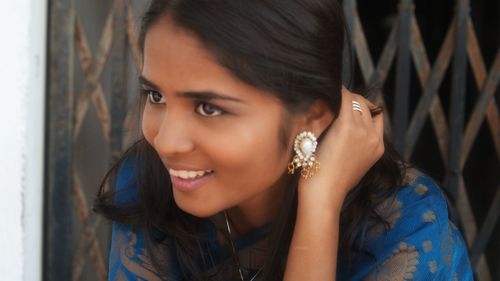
top-left (141, 16), bottom-right (301, 218)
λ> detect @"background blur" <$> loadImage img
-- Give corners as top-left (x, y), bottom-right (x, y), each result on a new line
top-left (1, 0), bottom-right (499, 280)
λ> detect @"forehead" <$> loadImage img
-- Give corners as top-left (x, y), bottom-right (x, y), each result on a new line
top-left (142, 15), bottom-right (281, 105)
top-left (143, 15), bottom-right (214, 79)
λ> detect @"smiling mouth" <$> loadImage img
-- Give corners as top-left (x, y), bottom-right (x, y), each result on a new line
top-left (168, 168), bottom-right (214, 179)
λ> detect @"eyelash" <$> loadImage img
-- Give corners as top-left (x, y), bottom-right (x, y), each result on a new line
top-left (140, 89), bottom-right (226, 117)
top-left (142, 89), bottom-right (165, 104)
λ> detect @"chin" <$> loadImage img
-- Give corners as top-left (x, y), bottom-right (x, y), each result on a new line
top-left (173, 196), bottom-right (221, 218)
top-left (180, 206), bottom-right (220, 218)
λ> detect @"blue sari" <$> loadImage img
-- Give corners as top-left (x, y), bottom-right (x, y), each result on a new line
top-left (107, 159), bottom-right (474, 280)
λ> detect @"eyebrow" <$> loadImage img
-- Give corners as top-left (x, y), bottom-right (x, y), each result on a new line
top-left (138, 76), bottom-right (244, 103)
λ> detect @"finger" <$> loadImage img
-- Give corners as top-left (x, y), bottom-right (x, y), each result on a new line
top-left (373, 110), bottom-right (384, 140)
top-left (361, 96), bottom-right (384, 138)
top-left (351, 95), bottom-right (373, 127)
top-left (340, 86), bottom-right (355, 121)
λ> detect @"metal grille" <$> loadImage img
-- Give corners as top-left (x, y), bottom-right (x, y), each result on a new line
top-left (45, 0), bottom-right (142, 280)
top-left (343, 1), bottom-right (499, 280)
top-left (45, 0), bottom-right (500, 280)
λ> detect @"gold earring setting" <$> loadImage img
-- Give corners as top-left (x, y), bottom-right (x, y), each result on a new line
top-left (288, 131), bottom-right (320, 179)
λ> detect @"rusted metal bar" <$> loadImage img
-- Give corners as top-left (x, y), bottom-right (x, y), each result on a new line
top-left (125, 0), bottom-right (142, 70)
top-left (342, 0), bottom-right (356, 87)
top-left (73, 13), bottom-right (114, 143)
top-left (464, 18), bottom-right (500, 163)
top-left (445, 0), bottom-right (469, 201)
top-left (44, 0), bottom-right (75, 280)
top-left (405, 17), bottom-right (455, 161)
top-left (343, 0), bottom-right (395, 134)
top-left (352, 10), bottom-right (375, 85)
top-left (470, 187), bottom-right (500, 267)
top-left (457, 177), bottom-right (492, 281)
top-left (71, 172), bottom-right (106, 281)
top-left (69, 3), bottom-right (125, 277)
top-left (462, 48), bottom-right (500, 168)
top-left (122, 0), bottom-right (142, 148)
top-left (369, 20), bottom-right (398, 89)
top-left (369, 18), bottom-right (398, 136)
top-left (111, 0), bottom-right (128, 161)
top-left (393, 0), bottom-right (413, 153)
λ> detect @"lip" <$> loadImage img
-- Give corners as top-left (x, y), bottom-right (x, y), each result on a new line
top-left (162, 159), bottom-right (210, 172)
top-left (170, 172), bottom-right (214, 192)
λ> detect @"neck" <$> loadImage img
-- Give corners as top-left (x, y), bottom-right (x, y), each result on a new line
top-left (225, 172), bottom-right (289, 237)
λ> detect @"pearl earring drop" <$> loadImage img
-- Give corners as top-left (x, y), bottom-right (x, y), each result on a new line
top-left (288, 131), bottom-right (320, 179)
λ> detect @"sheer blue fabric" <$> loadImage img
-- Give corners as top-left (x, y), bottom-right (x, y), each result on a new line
top-left (107, 159), bottom-right (474, 280)
top-left (336, 174), bottom-right (474, 281)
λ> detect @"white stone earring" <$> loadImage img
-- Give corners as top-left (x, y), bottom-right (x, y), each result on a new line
top-left (288, 131), bottom-right (320, 179)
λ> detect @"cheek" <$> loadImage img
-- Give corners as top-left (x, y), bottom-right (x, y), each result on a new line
top-left (210, 118), bottom-right (290, 182)
top-left (141, 108), bottom-right (159, 143)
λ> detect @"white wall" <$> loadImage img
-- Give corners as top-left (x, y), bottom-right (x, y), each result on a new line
top-left (0, 0), bottom-right (47, 280)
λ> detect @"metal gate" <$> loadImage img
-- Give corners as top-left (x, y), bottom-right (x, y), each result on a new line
top-left (45, 0), bottom-right (500, 280)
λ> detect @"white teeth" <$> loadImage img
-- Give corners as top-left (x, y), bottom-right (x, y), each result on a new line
top-left (168, 168), bottom-right (213, 179)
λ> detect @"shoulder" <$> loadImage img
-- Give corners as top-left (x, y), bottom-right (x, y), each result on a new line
top-left (346, 170), bottom-right (473, 280)
top-left (365, 169), bottom-right (449, 242)
top-left (394, 170), bottom-right (450, 225)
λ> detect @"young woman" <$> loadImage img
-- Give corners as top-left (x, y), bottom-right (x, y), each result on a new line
top-left (94, 0), bottom-right (474, 280)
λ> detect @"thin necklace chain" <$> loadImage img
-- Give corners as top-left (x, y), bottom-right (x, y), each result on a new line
top-left (223, 211), bottom-right (263, 281)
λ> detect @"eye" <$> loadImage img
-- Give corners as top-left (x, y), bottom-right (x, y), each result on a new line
top-left (196, 102), bottom-right (223, 117)
top-left (147, 90), bottom-right (166, 104)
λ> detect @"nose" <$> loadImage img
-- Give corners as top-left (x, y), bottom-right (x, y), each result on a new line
top-left (153, 112), bottom-right (195, 157)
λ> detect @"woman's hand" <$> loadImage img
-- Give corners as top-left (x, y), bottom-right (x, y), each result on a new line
top-left (285, 88), bottom-right (383, 281)
top-left (297, 87), bottom-right (385, 209)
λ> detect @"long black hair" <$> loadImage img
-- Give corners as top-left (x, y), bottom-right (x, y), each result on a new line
top-left (94, 0), bottom-right (407, 280)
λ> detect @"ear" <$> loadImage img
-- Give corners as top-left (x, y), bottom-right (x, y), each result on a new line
top-left (303, 99), bottom-right (335, 138)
